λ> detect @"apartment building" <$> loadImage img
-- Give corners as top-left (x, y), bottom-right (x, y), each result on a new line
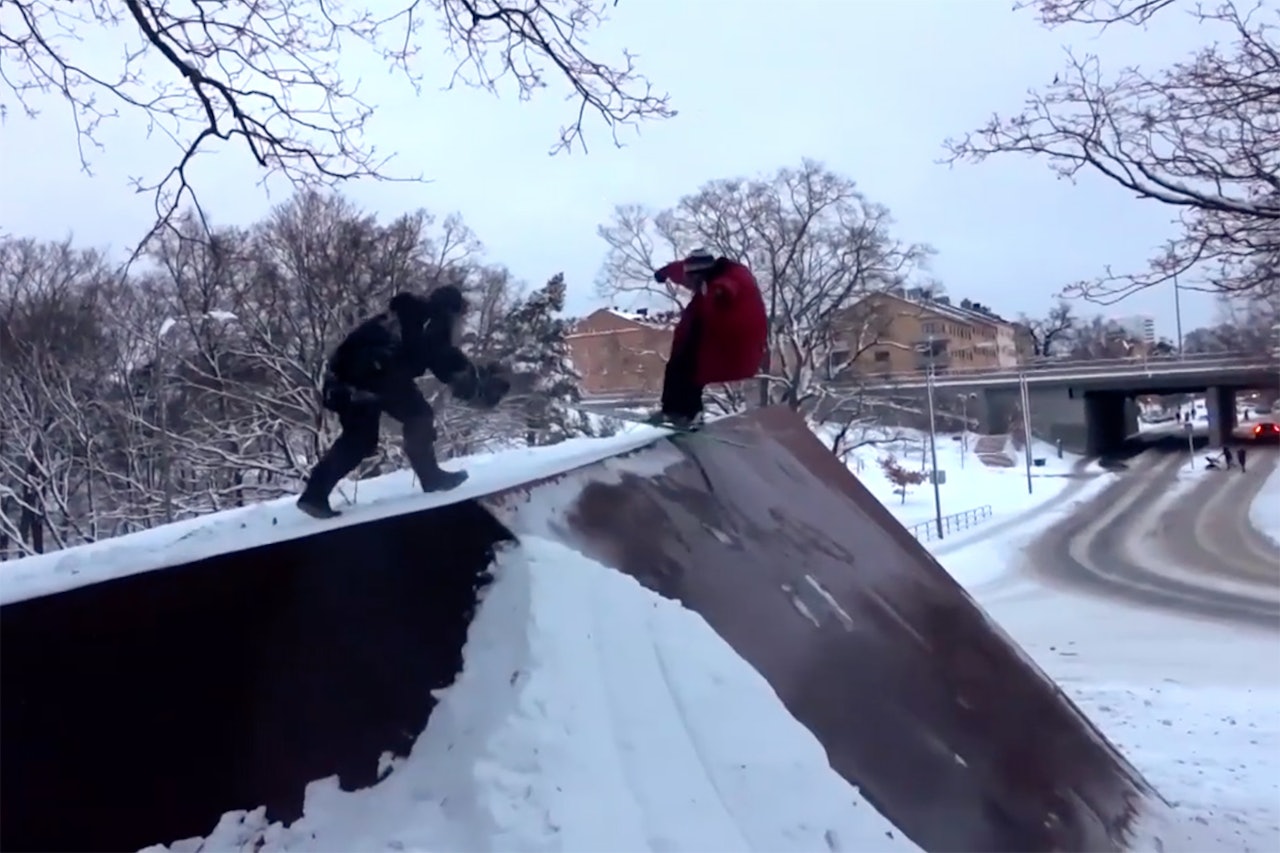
top-left (841, 290), bottom-right (1019, 375)
top-left (565, 307), bottom-right (676, 397)
top-left (1110, 314), bottom-right (1157, 345)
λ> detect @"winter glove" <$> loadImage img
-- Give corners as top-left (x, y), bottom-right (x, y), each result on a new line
top-left (475, 362), bottom-right (511, 409)
top-left (654, 267), bottom-right (669, 284)
top-left (448, 362), bottom-right (511, 409)
top-left (322, 376), bottom-right (382, 413)
top-left (447, 363), bottom-right (481, 403)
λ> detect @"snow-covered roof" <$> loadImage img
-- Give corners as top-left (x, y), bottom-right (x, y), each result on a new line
top-left (604, 308), bottom-right (680, 328)
top-left (0, 427), bottom-right (674, 606)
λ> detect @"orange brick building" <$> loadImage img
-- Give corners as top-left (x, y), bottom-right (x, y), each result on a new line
top-left (565, 308), bottom-right (678, 397)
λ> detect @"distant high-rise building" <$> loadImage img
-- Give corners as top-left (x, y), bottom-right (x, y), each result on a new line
top-left (1110, 314), bottom-right (1156, 344)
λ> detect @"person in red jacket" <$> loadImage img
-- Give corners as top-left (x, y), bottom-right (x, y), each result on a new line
top-left (649, 249), bottom-right (768, 427)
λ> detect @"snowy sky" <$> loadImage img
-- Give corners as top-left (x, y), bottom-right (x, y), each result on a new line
top-left (1, 0), bottom-right (1217, 334)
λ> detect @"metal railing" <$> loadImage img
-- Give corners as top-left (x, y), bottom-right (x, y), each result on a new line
top-left (908, 504), bottom-right (993, 543)
top-left (865, 351), bottom-right (1277, 388)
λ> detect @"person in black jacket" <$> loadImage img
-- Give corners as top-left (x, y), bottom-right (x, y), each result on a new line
top-left (297, 285), bottom-right (510, 518)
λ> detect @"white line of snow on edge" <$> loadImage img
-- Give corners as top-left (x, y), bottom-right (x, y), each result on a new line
top-left (0, 428), bottom-right (672, 606)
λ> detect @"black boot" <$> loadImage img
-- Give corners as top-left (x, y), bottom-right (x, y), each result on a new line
top-left (296, 452), bottom-right (346, 518)
top-left (404, 420), bottom-right (469, 493)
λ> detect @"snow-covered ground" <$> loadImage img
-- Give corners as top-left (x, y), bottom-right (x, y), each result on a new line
top-left (151, 536), bottom-right (919, 853)
top-left (1250, 458), bottom-right (1280, 549)
top-left (835, 427), bottom-right (1084, 533)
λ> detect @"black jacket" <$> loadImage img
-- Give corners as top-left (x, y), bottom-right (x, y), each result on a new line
top-left (327, 287), bottom-right (471, 393)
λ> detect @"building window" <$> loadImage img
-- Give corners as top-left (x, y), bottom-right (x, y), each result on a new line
top-left (827, 349), bottom-right (852, 377)
top-left (873, 350), bottom-right (890, 362)
top-left (922, 321), bottom-right (938, 335)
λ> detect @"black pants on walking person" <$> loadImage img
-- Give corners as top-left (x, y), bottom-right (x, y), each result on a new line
top-left (661, 313), bottom-right (705, 423)
top-left (300, 380), bottom-right (462, 516)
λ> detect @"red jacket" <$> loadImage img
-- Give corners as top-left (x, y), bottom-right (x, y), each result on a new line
top-left (655, 257), bottom-right (768, 386)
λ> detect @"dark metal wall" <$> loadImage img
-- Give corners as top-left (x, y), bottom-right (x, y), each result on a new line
top-left (1, 502), bottom-right (512, 852)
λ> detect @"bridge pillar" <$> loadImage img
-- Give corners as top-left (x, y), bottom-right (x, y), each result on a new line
top-left (974, 389), bottom-right (1010, 435)
top-left (1204, 386), bottom-right (1237, 446)
top-left (1084, 392), bottom-right (1129, 457)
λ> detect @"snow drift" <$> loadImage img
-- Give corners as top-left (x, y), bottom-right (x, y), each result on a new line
top-left (0, 406), bottom-right (1166, 852)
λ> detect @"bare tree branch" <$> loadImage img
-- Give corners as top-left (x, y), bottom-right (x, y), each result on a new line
top-left (596, 159), bottom-right (935, 411)
top-left (943, 0), bottom-right (1279, 303)
top-left (1, 0), bottom-right (674, 251)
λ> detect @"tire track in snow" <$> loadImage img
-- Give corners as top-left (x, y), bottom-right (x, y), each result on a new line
top-left (1196, 447), bottom-right (1280, 577)
top-left (1138, 449), bottom-right (1280, 590)
top-left (1026, 454), bottom-right (1280, 629)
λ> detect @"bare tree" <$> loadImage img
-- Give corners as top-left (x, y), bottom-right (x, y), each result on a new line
top-left (597, 159), bottom-right (934, 411)
top-left (0, 238), bottom-right (123, 555)
top-left (944, 0), bottom-right (1280, 303)
top-left (2, 0), bottom-right (675, 246)
top-left (1, 190), bottom-right (598, 558)
top-left (1018, 298), bottom-right (1078, 357)
top-left (1066, 314), bottom-right (1143, 359)
top-left (1185, 288), bottom-right (1280, 353)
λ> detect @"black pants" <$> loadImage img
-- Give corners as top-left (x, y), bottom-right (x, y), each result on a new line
top-left (661, 314), bottom-right (704, 421)
top-left (303, 382), bottom-right (439, 500)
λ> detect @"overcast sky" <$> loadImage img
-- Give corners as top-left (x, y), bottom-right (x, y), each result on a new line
top-left (1, 0), bottom-right (1217, 339)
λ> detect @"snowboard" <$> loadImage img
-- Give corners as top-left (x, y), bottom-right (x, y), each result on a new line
top-left (578, 406), bottom-right (748, 448)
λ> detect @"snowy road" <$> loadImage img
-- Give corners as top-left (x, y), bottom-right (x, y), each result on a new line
top-left (1024, 446), bottom-right (1280, 628)
top-left (1163, 447), bottom-right (1280, 584)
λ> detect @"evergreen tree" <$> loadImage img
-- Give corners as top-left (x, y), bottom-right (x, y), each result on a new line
top-left (495, 273), bottom-right (588, 445)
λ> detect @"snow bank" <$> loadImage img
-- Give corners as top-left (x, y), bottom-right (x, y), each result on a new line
top-left (1249, 457), bottom-right (1280, 549)
top-left (1084, 682), bottom-right (1280, 853)
top-left (153, 536), bottom-right (917, 853)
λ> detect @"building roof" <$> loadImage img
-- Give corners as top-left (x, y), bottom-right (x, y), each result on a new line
top-left (568, 307), bottom-right (680, 336)
top-left (871, 290), bottom-right (1011, 329)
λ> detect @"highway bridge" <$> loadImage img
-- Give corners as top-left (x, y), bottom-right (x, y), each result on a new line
top-left (859, 352), bottom-right (1277, 393)
top-left (579, 352), bottom-right (1279, 458)
top-left (861, 352), bottom-right (1278, 455)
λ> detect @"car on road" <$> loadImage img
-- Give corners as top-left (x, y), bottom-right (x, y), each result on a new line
top-left (1252, 422), bottom-right (1280, 440)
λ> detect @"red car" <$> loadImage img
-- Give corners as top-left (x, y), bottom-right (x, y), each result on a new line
top-left (1253, 422), bottom-right (1280, 439)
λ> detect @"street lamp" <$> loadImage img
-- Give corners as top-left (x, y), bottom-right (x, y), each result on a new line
top-left (1173, 274), bottom-right (1185, 359)
top-left (155, 310), bottom-right (239, 523)
top-left (924, 334), bottom-right (944, 540)
top-left (1018, 370), bottom-right (1034, 496)
top-left (959, 392), bottom-right (978, 469)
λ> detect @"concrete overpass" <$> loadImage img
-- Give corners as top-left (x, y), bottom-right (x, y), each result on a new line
top-left (578, 352), bottom-right (1278, 457)
top-left (863, 352), bottom-right (1279, 455)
